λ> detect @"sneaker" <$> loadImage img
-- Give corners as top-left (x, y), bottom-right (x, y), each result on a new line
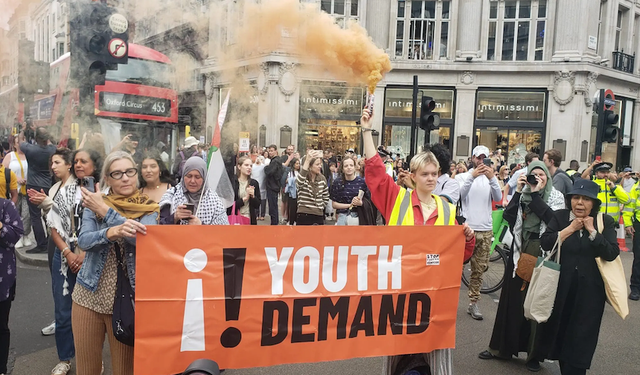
top-left (51, 361), bottom-right (71, 375)
top-left (41, 321), bottom-right (56, 336)
top-left (629, 290), bottom-right (640, 301)
top-left (23, 236), bottom-right (34, 247)
top-left (467, 303), bottom-right (483, 320)
top-left (15, 238), bottom-right (24, 248)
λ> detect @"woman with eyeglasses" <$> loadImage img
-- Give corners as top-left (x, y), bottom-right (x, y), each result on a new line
top-left (159, 157), bottom-right (229, 226)
top-left (74, 151), bottom-right (159, 375)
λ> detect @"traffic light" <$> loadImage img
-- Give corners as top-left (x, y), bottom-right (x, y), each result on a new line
top-left (601, 109), bottom-right (619, 143)
top-left (419, 96), bottom-right (440, 131)
top-left (69, 1), bottom-right (129, 87)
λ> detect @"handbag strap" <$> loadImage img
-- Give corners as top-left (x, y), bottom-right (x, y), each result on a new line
top-left (544, 236), bottom-right (562, 265)
top-left (597, 212), bottom-right (604, 234)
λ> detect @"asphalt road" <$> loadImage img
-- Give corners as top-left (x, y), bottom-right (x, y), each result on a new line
top-left (7, 249), bottom-right (640, 375)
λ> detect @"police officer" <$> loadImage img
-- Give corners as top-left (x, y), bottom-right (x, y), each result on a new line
top-left (623, 175), bottom-right (640, 301)
top-left (582, 161), bottom-right (629, 223)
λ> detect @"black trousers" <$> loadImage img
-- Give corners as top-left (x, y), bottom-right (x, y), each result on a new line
top-left (559, 360), bottom-right (587, 375)
top-left (287, 196), bottom-right (297, 225)
top-left (631, 220), bottom-right (640, 293)
top-left (297, 213), bottom-right (324, 226)
top-left (267, 190), bottom-right (279, 225)
top-left (0, 283), bottom-right (15, 374)
top-left (26, 185), bottom-right (49, 249)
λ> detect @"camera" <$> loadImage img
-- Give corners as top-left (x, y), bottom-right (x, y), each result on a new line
top-left (527, 174), bottom-right (538, 185)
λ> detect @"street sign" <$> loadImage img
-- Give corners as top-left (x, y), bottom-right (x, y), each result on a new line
top-left (604, 89), bottom-right (616, 109)
top-left (109, 13), bottom-right (128, 34)
top-left (108, 38), bottom-right (127, 58)
top-left (239, 132), bottom-right (250, 152)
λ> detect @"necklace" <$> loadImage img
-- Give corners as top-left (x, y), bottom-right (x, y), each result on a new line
top-left (419, 199), bottom-right (436, 211)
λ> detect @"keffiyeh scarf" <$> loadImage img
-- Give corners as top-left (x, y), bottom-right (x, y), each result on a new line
top-left (159, 184), bottom-right (227, 225)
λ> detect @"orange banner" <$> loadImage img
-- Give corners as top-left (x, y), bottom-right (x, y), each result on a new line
top-left (135, 226), bottom-right (464, 375)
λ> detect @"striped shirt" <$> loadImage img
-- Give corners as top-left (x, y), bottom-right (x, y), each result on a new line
top-left (296, 169), bottom-right (329, 216)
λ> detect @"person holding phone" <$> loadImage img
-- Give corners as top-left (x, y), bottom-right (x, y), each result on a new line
top-left (295, 149), bottom-right (329, 225)
top-left (228, 156), bottom-right (261, 225)
top-left (74, 151), bottom-right (159, 375)
top-left (455, 145), bottom-right (503, 321)
top-left (159, 157), bottom-right (229, 226)
top-left (479, 161), bottom-right (564, 372)
top-left (39, 148), bottom-right (100, 375)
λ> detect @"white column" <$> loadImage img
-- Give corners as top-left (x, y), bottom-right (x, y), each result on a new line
top-left (631, 101), bottom-right (640, 169)
top-left (365, 0), bottom-right (391, 50)
top-left (551, 0), bottom-right (597, 62)
top-left (452, 86), bottom-right (476, 161)
top-left (455, 0), bottom-right (482, 60)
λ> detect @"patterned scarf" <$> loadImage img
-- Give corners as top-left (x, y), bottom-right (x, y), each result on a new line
top-left (159, 184), bottom-right (220, 225)
top-left (46, 177), bottom-right (79, 296)
top-left (102, 190), bottom-right (159, 219)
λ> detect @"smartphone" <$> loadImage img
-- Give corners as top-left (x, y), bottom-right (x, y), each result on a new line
top-left (184, 203), bottom-right (195, 214)
top-left (83, 176), bottom-right (95, 193)
top-left (482, 158), bottom-right (492, 167)
top-left (527, 174), bottom-right (538, 185)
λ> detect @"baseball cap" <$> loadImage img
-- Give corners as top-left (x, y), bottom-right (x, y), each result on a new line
top-left (623, 167), bottom-right (633, 173)
top-left (472, 145), bottom-right (490, 158)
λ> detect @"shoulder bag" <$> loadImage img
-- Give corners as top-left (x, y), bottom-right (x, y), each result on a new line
top-left (113, 243), bottom-right (135, 346)
top-left (228, 202), bottom-right (251, 225)
top-left (524, 236), bottom-right (561, 323)
top-left (595, 213), bottom-right (629, 319)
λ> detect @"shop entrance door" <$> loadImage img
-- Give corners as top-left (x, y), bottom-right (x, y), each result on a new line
top-left (475, 127), bottom-right (542, 166)
top-left (299, 121), bottom-right (361, 158)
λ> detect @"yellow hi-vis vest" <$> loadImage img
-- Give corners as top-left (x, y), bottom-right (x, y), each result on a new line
top-left (593, 178), bottom-right (630, 222)
top-left (389, 188), bottom-right (456, 226)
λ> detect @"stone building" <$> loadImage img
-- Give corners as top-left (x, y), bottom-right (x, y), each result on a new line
top-left (203, 0), bottom-right (640, 170)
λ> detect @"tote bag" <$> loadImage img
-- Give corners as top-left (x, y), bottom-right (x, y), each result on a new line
top-left (524, 236), bottom-right (561, 323)
top-left (228, 202), bottom-right (251, 225)
top-left (595, 213), bottom-right (629, 319)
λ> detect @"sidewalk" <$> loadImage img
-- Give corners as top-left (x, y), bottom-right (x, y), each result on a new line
top-left (15, 242), bottom-right (48, 267)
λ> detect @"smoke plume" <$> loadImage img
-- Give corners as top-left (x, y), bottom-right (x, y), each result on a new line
top-left (237, 0), bottom-right (391, 93)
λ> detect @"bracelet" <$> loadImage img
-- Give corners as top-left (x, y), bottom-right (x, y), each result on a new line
top-left (362, 128), bottom-right (373, 132)
top-left (61, 247), bottom-right (70, 256)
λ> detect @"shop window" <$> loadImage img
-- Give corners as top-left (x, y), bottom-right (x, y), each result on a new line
top-left (394, 0), bottom-right (451, 60)
top-left (321, 0), bottom-right (359, 28)
top-left (475, 128), bottom-right (541, 166)
top-left (486, 0), bottom-right (546, 61)
top-left (476, 91), bottom-right (546, 122)
top-left (383, 125), bottom-right (451, 159)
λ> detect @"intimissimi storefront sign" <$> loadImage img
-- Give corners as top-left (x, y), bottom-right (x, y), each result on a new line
top-left (384, 88), bottom-right (454, 119)
top-left (299, 83), bottom-right (364, 120)
top-left (476, 91), bottom-right (546, 122)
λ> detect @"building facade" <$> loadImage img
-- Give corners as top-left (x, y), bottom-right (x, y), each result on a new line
top-left (203, 0), bottom-right (640, 170)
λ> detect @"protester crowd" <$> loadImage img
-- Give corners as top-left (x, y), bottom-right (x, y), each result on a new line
top-left (0, 109), bottom-right (636, 375)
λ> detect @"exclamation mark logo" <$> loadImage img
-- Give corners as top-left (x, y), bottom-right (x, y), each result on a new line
top-left (220, 248), bottom-right (246, 348)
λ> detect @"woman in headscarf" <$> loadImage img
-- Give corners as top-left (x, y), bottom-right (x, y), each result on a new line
top-left (74, 151), bottom-right (160, 375)
top-left (159, 157), bottom-right (229, 226)
top-left (479, 160), bottom-right (565, 372)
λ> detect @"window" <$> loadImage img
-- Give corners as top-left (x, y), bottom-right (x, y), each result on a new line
top-left (321, 0), bottom-right (359, 28)
top-left (58, 42), bottom-right (64, 58)
top-left (615, 9), bottom-right (625, 51)
top-left (395, 0), bottom-right (451, 60)
top-left (486, 0), bottom-right (547, 61)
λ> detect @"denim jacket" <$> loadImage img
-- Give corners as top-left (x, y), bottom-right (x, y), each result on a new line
top-left (77, 207), bottom-right (158, 292)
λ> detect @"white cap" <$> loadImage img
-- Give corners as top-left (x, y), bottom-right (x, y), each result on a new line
top-left (472, 145), bottom-right (490, 158)
top-left (184, 136), bottom-right (199, 149)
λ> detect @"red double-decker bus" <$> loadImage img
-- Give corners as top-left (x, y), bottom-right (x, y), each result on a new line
top-left (30, 43), bottom-right (178, 152)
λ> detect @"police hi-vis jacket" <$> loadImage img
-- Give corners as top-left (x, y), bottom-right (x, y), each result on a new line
top-left (623, 181), bottom-right (640, 227)
top-left (593, 177), bottom-right (629, 222)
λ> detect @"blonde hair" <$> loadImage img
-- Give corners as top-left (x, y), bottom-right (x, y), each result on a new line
top-left (409, 151), bottom-right (440, 174)
top-left (499, 165), bottom-right (509, 178)
top-left (101, 151), bottom-right (139, 190)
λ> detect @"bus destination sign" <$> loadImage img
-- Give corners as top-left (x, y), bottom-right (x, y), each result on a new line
top-left (99, 92), bottom-right (171, 118)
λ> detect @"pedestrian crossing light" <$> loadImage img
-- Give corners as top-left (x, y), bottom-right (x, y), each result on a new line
top-left (419, 96), bottom-right (440, 132)
top-left (601, 110), bottom-right (619, 143)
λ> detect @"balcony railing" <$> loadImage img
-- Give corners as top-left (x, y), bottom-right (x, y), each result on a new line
top-left (612, 50), bottom-right (635, 74)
